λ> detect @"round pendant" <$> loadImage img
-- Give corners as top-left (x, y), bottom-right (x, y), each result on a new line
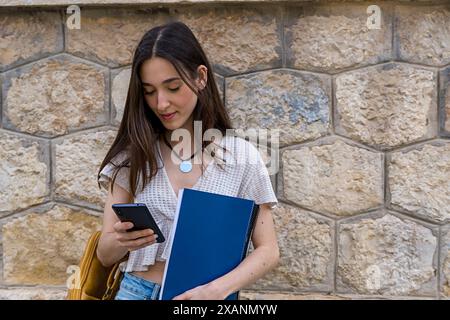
top-left (179, 161), bottom-right (192, 173)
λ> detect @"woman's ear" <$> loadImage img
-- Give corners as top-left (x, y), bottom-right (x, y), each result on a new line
top-left (196, 65), bottom-right (208, 89)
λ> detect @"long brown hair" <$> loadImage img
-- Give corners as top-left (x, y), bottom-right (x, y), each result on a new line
top-left (97, 21), bottom-right (233, 198)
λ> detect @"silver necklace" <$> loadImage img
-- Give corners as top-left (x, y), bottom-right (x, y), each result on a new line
top-left (162, 135), bottom-right (200, 173)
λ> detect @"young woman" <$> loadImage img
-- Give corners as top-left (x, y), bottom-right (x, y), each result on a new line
top-left (97, 21), bottom-right (279, 300)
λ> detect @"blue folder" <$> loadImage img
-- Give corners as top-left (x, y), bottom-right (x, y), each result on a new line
top-left (159, 188), bottom-right (259, 300)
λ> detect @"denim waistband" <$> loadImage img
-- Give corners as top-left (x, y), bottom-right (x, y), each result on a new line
top-left (115, 272), bottom-right (161, 300)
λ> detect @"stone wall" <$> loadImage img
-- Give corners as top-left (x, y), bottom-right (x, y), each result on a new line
top-left (0, 1), bottom-right (449, 299)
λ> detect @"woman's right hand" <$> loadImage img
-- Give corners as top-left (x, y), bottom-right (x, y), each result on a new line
top-left (113, 221), bottom-right (159, 252)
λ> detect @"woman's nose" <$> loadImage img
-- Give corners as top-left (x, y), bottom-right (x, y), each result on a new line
top-left (157, 92), bottom-right (171, 111)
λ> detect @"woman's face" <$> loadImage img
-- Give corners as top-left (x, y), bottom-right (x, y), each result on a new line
top-left (140, 57), bottom-right (204, 132)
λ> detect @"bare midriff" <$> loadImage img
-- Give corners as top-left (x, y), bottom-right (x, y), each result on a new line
top-left (131, 260), bottom-right (166, 285)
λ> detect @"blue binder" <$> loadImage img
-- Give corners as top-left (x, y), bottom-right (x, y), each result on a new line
top-left (159, 188), bottom-right (259, 300)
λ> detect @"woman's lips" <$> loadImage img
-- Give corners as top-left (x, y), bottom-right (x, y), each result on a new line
top-left (161, 112), bottom-right (176, 120)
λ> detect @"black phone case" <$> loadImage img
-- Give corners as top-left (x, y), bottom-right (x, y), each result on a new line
top-left (112, 203), bottom-right (165, 243)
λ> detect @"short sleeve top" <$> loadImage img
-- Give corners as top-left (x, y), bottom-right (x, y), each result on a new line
top-left (98, 135), bottom-right (278, 272)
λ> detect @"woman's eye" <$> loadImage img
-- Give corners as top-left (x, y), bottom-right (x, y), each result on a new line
top-left (144, 87), bottom-right (179, 95)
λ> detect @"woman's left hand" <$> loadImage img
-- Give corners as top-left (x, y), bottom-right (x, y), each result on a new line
top-left (172, 282), bottom-right (226, 300)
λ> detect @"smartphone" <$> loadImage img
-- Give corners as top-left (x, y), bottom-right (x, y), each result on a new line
top-left (112, 203), bottom-right (165, 243)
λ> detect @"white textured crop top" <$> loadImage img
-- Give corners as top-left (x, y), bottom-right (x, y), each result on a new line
top-left (98, 135), bottom-right (278, 272)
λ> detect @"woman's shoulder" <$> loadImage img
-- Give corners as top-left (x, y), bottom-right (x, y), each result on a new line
top-left (109, 149), bottom-right (130, 166)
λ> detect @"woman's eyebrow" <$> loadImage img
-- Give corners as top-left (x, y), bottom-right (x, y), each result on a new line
top-left (142, 77), bottom-right (180, 86)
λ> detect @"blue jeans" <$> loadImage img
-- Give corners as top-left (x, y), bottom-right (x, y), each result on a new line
top-left (114, 272), bottom-right (161, 300)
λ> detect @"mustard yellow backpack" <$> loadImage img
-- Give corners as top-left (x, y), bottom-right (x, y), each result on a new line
top-left (66, 231), bottom-right (126, 300)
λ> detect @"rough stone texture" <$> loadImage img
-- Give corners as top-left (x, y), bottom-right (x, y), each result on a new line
top-left (396, 5), bottom-right (450, 66)
top-left (3, 55), bottom-right (107, 137)
top-left (2, 204), bottom-right (101, 285)
top-left (440, 67), bottom-right (450, 135)
top-left (282, 138), bottom-right (383, 216)
top-left (240, 290), bottom-right (436, 299)
top-left (0, 0), bottom-right (331, 5)
top-left (226, 69), bottom-right (330, 146)
top-left (0, 287), bottom-right (66, 300)
top-left (0, 130), bottom-right (49, 216)
top-left (0, 76), bottom-right (2, 119)
top-left (215, 74), bottom-right (225, 103)
top-left (441, 226), bottom-right (450, 298)
top-left (0, 11), bottom-right (63, 71)
top-left (175, 7), bottom-right (282, 74)
top-left (337, 213), bottom-right (437, 296)
top-left (3, 0), bottom-right (450, 6)
top-left (335, 63), bottom-right (436, 149)
top-left (285, 4), bottom-right (392, 73)
top-left (66, 9), bottom-right (167, 67)
top-left (389, 142), bottom-right (450, 224)
top-left (53, 129), bottom-right (118, 207)
top-left (249, 203), bottom-right (334, 291)
top-left (240, 291), bottom-right (348, 300)
top-left (111, 68), bottom-right (131, 125)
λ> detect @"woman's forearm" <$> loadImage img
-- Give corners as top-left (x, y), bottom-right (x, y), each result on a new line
top-left (209, 245), bottom-right (280, 298)
top-left (96, 231), bottom-right (129, 267)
